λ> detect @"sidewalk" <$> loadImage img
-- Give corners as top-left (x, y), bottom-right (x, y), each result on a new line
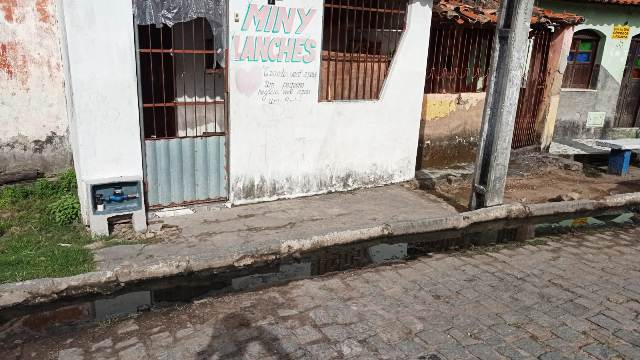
top-left (95, 184), bottom-right (457, 271)
top-left (2, 182), bottom-right (639, 310)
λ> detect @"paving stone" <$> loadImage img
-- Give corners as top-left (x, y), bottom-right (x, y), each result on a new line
top-left (340, 338), bottom-right (364, 358)
top-left (395, 338), bottom-right (427, 357)
top-left (436, 343), bottom-right (477, 360)
top-left (114, 338), bottom-right (139, 350)
top-left (293, 326), bottom-right (324, 344)
top-left (349, 321), bottom-right (378, 341)
top-left (149, 332), bottom-right (173, 348)
top-left (465, 344), bottom-right (503, 360)
top-left (58, 348), bottom-right (85, 360)
top-left (116, 321), bottom-right (139, 335)
top-left (305, 343), bottom-right (339, 359)
top-left (512, 337), bottom-right (547, 357)
top-left (588, 314), bottom-right (623, 332)
top-left (611, 341), bottom-right (640, 359)
top-left (377, 322), bottom-right (412, 344)
top-left (418, 352), bottom-right (448, 360)
top-left (613, 329), bottom-right (640, 347)
top-left (277, 309), bottom-right (299, 317)
top-left (117, 343), bottom-right (148, 360)
top-left (308, 309), bottom-right (332, 327)
top-left (539, 351), bottom-right (571, 360)
top-left (91, 339), bottom-right (113, 352)
top-left (416, 329), bottom-right (454, 346)
top-left (581, 343), bottom-right (621, 360)
top-left (447, 328), bottom-right (480, 346)
top-left (243, 340), bottom-right (270, 359)
top-left (551, 326), bottom-right (583, 342)
top-left (175, 328), bottom-right (194, 339)
top-left (495, 345), bottom-right (530, 360)
top-left (321, 325), bottom-right (351, 342)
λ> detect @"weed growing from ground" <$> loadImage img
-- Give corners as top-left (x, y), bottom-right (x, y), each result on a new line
top-left (0, 170), bottom-right (95, 283)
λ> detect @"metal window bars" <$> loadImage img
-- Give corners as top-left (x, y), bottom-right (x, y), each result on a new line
top-left (424, 25), bottom-right (495, 94)
top-left (319, 0), bottom-right (409, 101)
top-left (137, 18), bottom-right (226, 140)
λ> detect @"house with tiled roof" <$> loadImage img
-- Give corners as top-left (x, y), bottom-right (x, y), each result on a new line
top-left (416, 0), bottom-right (584, 169)
top-left (537, 0), bottom-right (640, 152)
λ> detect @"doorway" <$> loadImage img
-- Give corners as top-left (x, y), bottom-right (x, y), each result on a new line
top-left (136, 19), bottom-right (228, 208)
top-left (615, 36), bottom-right (640, 128)
top-left (512, 28), bottom-right (553, 149)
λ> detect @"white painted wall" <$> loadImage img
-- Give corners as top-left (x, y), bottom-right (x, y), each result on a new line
top-left (59, 0), bottom-right (144, 222)
top-left (0, 0), bottom-right (71, 173)
top-left (228, 0), bottom-right (433, 204)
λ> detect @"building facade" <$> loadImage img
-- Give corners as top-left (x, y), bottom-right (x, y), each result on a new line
top-left (538, 0), bottom-right (640, 144)
top-left (416, 0), bottom-right (583, 169)
top-left (30, 0), bottom-right (435, 233)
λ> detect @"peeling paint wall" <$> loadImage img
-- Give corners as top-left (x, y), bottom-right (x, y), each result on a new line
top-left (228, 0), bottom-right (434, 204)
top-left (417, 92), bottom-right (485, 169)
top-left (538, 26), bottom-right (574, 151)
top-left (0, 0), bottom-right (71, 174)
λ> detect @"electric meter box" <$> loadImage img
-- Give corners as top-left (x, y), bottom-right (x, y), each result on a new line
top-left (85, 176), bottom-right (147, 236)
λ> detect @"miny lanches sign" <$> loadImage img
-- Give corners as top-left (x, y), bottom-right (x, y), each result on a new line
top-left (230, 0), bottom-right (322, 105)
top-left (233, 4), bottom-right (318, 63)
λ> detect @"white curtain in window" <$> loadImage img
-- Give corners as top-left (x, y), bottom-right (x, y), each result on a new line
top-left (133, 0), bottom-right (227, 66)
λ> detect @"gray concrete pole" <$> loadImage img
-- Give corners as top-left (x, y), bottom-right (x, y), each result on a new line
top-left (470, 0), bottom-right (535, 210)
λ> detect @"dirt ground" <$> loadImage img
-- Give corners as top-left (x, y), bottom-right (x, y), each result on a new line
top-left (432, 152), bottom-right (640, 210)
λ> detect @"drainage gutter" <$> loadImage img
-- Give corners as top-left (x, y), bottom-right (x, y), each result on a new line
top-left (1, 192), bottom-right (639, 310)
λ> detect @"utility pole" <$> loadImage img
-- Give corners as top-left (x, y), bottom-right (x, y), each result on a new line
top-left (470, 0), bottom-right (535, 210)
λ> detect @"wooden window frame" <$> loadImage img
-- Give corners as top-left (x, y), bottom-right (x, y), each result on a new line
top-left (562, 30), bottom-right (601, 89)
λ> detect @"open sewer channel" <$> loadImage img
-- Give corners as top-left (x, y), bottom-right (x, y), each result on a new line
top-left (1, 208), bottom-right (638, 342)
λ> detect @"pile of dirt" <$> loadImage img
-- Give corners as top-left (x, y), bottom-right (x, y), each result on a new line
top-left (432, 152), bottom-right (640, 210)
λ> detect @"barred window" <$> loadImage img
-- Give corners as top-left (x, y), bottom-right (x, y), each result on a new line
top-left (319, 0), bottom-right (408, 101)
top-left (425, 26), bottom-right (495, 94)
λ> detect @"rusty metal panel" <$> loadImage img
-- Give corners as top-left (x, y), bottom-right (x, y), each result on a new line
top-left (425, 26), bottom-right (494, 94)
top-left (512, 28), bottom-right (552, 149)
top-left (145, 137), bottom-right (226, 207)
top-left (615, 37), bottom-right (640, 127)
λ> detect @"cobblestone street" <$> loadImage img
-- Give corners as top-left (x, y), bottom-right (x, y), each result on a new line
top-left (5, 226), bottom-right (640, 360)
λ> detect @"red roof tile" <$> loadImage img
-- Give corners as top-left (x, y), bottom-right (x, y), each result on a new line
top-left (434, 0), bottom-right (585, 26)
top-left (576, 0), bottom-right (640, 4)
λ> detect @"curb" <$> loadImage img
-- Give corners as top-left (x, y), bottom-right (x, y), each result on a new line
top-left (2, 192), bottom-right (639, 310)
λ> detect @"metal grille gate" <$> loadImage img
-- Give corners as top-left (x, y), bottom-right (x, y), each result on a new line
top-left (615, 36), bottom-right (640, 128)
top-left (137, 19), bottom-right (228, 208)
top-left (512, 28), bottom-right (552, 149)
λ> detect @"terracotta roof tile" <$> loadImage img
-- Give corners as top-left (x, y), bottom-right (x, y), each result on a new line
top-left (434, 0), bottom-right (585, 26)
top-left (576, 0), bottom-right (640, 5)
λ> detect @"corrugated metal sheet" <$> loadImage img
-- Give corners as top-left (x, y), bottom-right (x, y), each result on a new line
top-left (145, 136), bottom-right (227, 207)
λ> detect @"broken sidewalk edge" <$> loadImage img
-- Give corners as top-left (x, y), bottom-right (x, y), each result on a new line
top-left (2, 192), bottom-right (640, 311)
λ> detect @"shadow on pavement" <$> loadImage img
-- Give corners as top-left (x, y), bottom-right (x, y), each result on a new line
top-left (196, 312), bottom-right (294, 359)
